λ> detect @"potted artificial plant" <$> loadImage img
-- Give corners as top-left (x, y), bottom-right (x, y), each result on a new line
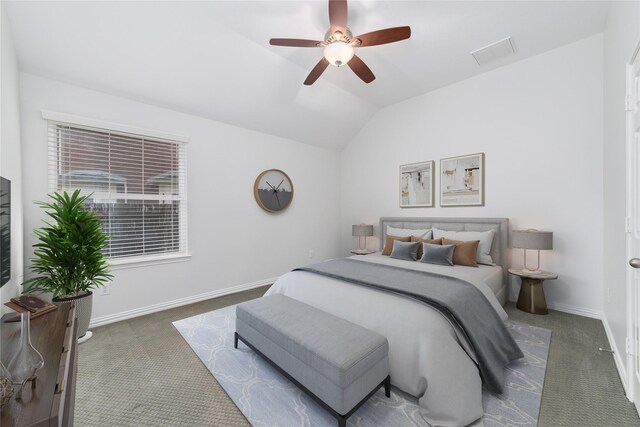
top-left (23, 190), bottom-right (112, 341)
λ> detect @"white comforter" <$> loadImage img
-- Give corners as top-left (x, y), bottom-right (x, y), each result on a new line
top-left (265, 255), bottom-right (508, 427)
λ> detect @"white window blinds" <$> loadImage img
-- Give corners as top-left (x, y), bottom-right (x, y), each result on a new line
top-left (47, 121), bottom-right (187, 260)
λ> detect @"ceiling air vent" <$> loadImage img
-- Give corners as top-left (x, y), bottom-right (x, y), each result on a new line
top-left (471, 37), bottom-right (516, 66)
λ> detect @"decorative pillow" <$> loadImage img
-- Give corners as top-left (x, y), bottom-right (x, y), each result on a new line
top-left (382, 235), bottom-right (412, 256)
top-left (432, 228), bottom-right (495, 265)
top-left (390, 241), bottom-right (420, 262)
top-left (410, 236), bottom-right (442, 260)
top-left (442, 238), bottom-right (480, 267)
top-left (386, 226), bottom-right (432, 240)
top-left (420, 243), bottom-right (455, 266)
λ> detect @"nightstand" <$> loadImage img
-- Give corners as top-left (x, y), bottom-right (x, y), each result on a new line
top-left (350, 249), bottom-right (375, 255)
top-left (509, 268), bottom-right (558, 315)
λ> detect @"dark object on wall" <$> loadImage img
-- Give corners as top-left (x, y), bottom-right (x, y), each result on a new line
top-left (254, 169), bottom-right (294, 213)
top-left (0, 177), bottom-right (10, 287)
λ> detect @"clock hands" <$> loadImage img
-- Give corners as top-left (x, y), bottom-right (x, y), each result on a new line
top-left (267, 179), bottom-right (286, 195)
top-left (266, 179), bottom-right (282, 207)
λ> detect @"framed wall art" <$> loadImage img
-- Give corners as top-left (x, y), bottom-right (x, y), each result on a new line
top-left (440, 153), bottom-right (484, 207)
top-left (399, 160), bottom-right (434, 208)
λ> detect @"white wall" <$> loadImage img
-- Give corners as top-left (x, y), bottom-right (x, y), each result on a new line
top-left (0, 3), bottom-right (23, 315)
top-left (19, 73), bottom-right (341, 322)
top-left (602, 0), bottom-right (640, 388)
top-left (340, 35), bottom-right (604, 316)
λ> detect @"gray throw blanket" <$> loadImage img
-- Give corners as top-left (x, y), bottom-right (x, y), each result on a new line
top-left (294, 258), bottom-right (523, 394)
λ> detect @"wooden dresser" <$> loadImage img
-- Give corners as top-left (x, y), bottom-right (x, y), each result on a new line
top-left (1, 304), bottom-right (78, 427)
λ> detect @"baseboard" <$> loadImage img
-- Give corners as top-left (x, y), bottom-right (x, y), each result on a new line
top-left (545, 302), bottom-right (602, 319)
top-left (89, 277), bottom-right (277, 328)
top-left (601, 313), bottom-right (630, 399)
top-left (508, 297), bottom-right (603, 319)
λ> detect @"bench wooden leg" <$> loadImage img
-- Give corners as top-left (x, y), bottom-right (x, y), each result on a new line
top-left (234, 332), bottom-right (239, 349)
top-left (337, 415), bottom-right (346, 427)
top-left (384, 375), bottom-right (391, 398)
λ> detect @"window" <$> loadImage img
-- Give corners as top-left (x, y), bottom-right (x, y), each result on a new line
top-left (47, 119), bottom-right (187, 262)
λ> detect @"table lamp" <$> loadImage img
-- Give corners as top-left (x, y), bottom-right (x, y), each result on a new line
top-left (352, 224), bottom-right (374, 254)
top-left (511, 229), bottom-right (553, 273)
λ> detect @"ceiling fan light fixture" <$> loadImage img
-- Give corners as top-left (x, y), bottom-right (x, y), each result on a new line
top-left (323, 41), bottom-right (354, 67)
top-left (269, 0), bottom-right (411, 84)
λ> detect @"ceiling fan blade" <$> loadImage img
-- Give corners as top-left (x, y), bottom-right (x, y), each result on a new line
top-left (329, 0), bottom-right (348, 33)
top-left (270, 38), bottom-right (323, 47)
top-left (347, 54), bottom-right (375, 83)
top-left (304, 58), bottom-right (330, 85)
top-left (354, 26), bottom-right (411, 47)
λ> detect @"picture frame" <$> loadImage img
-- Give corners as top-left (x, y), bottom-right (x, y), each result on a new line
top-left (399, 160), bottom-right (434, 208)
top-left (440, 153), bottom-right (485, 207)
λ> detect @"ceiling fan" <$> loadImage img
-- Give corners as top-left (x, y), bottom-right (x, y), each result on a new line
top-left (269, 0), bottom-right (411, 85)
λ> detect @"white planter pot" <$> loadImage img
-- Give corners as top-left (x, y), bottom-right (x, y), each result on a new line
top-left (53, 291), bottom-right (93, 339)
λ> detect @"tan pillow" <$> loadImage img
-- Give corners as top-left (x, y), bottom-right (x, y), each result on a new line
top-left (442, 238), bottom-right (480, 267)
top-left (382, 235), bottom-right (411, 256)
top-left (411, 236), bottom-right (442, 260)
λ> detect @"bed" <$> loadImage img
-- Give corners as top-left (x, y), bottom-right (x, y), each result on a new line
top-left (266, 217), bottom-right (513, 427)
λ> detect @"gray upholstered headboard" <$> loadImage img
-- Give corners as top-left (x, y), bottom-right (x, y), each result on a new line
top-left (380, 217), bottom-right (510, 285)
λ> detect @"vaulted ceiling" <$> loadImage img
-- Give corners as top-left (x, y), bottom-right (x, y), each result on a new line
top-left (5, 1), bottom-right (610, 150)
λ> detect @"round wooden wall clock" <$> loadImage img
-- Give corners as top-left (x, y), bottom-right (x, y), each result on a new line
top-left (254, 169), bottom-right (294, 213)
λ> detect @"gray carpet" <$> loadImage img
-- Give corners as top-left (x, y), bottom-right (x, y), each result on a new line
top-left (74, 288), bottom-right (261, 427)
top-left (506, 305), bottom-right (640, 427)
top-left (75, 286), bottom-right (640, 426)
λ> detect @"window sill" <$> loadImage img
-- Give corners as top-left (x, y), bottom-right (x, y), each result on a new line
top-left (108, 253), bottom-right (192, 270)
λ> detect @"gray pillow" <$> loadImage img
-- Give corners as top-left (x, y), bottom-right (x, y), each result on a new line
top-left (390, 240), bottom-right (420, 261)
top-left (420, 243), bottom-right (455, 266)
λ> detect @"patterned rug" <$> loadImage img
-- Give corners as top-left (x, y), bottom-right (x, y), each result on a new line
top-left (173, 305), bottom-right (551, 427)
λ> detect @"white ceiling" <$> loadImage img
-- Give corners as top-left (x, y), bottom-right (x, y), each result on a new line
top-left (5, 1), bottom-right (610, 150)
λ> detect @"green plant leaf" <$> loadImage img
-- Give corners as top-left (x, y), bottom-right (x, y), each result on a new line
top-left (22, 190), bottom-right (112, 297)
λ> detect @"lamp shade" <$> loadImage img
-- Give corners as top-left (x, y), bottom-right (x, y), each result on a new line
top-left (511, 230), bottom-right (553, 250)
top-left (352, 224), bottom-right (374, 237)
top-left (324, 41), bottom-right (355, 67)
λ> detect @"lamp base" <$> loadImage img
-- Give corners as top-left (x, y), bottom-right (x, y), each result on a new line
top-left (522, 268), bottom-right (543, 274)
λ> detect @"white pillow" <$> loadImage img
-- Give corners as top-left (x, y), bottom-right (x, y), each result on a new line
top-left (432, 228), bottom-right (495, 265)
top-left (386, 226), bottom-right (432, 240)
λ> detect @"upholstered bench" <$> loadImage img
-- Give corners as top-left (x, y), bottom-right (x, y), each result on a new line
top-left (235, 294), bottom-right (391, 427)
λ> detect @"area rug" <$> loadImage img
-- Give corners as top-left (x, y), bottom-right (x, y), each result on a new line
top-left (173, 305), bottom-right (551, 427)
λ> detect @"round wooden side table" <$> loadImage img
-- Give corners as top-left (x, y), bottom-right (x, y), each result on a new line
top-left (509, 268), bottom-right (558, 315)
